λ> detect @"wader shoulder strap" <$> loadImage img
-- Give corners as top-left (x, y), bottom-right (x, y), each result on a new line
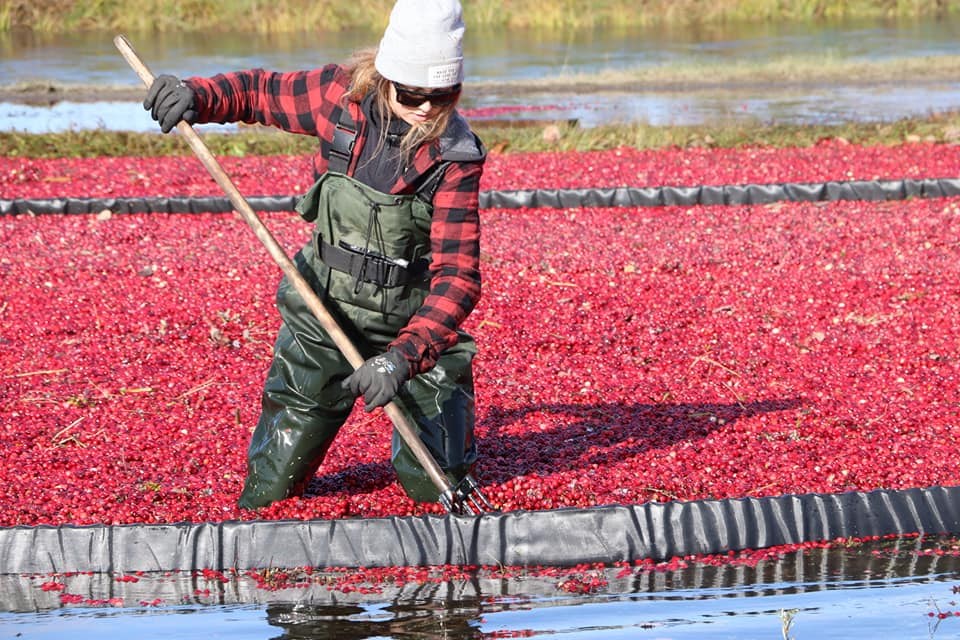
top-left (327, 106), bottom-right (358, 174)
top-left (415, 161), bottom-right (450, 204)
top-left (325, 104), bottom-right (450, 202)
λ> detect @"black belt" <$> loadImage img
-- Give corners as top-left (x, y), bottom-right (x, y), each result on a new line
top-left (317, 238), bottom-right (429, 288)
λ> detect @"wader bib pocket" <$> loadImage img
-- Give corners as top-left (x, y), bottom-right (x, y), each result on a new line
top-left (296, 172), bottom-right (433, 333)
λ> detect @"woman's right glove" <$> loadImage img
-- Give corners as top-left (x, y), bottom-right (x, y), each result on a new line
top-left (342, 349), bottom-right (411, 412)
top-left (143, 74), bottom-right (197, 133)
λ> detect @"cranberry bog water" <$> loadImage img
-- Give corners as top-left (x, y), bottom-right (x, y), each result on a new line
top-left (3, 141), bottom-right (960, 637)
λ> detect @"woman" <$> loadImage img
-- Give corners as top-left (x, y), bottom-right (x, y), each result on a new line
top-left (144, 0), bottom-right (486, 510)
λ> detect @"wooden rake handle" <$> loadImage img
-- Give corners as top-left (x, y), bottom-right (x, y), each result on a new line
top-left (112, 34), bottom-right (459, 509)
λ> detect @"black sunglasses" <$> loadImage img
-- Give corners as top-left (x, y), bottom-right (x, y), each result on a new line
top-left (392, 82), bottom-right (462, 108)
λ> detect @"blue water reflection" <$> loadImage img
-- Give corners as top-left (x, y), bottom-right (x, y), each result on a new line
top-left (2, 605), bottom-right (272, 639)
top-left (2, 578), bottom-right (957, 639)
top-left (3, 80), bottom-right (959, 133)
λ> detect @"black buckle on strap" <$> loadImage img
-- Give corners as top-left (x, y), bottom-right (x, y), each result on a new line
top-left (316, 237), bottom-right (427, 288)
top-left (328, 122), bottom-right (356, 173)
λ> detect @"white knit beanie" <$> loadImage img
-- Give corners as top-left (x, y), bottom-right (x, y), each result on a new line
top-left (375, 0), bottom-right (465, 88)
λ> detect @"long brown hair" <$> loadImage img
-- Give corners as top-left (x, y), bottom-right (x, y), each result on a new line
top-left (344, 48), bottom-right (457, 162)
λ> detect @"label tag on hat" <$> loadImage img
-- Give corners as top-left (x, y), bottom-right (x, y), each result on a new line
top-left (427, 63), bottom-right (460, 87)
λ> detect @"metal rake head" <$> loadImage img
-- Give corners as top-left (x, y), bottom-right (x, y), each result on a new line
top-left (440, 474), bottom-right (497, 515)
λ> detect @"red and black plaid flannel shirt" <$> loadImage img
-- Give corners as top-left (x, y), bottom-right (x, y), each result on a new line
top-left (186, 64), bottom-right (484, 374)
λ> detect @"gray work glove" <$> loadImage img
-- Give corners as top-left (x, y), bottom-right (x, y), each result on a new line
top-left (143, 74), bottom-right (197, 133)
top-left (342, 349), bottom-right (411, 412)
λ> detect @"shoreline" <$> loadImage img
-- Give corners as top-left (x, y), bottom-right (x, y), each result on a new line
top-left (2, 72), bottom-right (955, 107)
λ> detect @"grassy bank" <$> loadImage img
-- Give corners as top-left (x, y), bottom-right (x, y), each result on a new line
top-left (3, 111), bottom-right (959, 159)
top-left (514, 55), bottom-right (960, 90)
top-left (2, 0), bottom-right (958, 32)
top-left (9, 53), bottom-right (960, 98)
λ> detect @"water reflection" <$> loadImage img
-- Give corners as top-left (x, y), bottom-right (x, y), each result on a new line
top-left (259, 535), bottom-right (960, 639)
top-left (4, 17), bottom-right (960, 85)
top-left (2, 537), bottom-right (960, 638)
top-left (3, 79), bottom-right (959, 133)
top-left (266, 601), bottom-right (484, 639)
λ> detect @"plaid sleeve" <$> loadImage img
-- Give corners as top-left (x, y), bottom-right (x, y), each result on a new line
top-left (390, 160), bottom-right (484, 374)
top-left (185, 65), bottom-right (348, 137)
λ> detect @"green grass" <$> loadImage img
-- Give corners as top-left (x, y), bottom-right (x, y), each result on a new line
top-left (4, 111), bottom-right (959, 159)
top-left (2, 0), bottom-right (958, 32)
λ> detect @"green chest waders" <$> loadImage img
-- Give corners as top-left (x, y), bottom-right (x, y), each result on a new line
top-left (238, 171), bottom-right (478, 509)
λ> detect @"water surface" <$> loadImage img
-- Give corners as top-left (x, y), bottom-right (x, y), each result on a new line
top-left (3, 16), bottom-right (960, 131)
top-left (2, 571), bottom-right (958, 639)
top-left (3, 539), bottom-right (960, 638)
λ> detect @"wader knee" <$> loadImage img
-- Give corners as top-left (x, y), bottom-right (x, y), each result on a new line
top-left (239, 276), bottom-right (356, 510)
top-left (238, 365), bottom-right (353, 509)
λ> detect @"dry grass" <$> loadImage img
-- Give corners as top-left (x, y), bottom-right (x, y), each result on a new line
top-left (1, 0), bottom-right (957, 32)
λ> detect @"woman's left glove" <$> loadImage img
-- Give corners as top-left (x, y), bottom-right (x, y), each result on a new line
top-left (342, 349), bottom-right (411, 411)
top-left (143, 74), bottom-right (197, 133)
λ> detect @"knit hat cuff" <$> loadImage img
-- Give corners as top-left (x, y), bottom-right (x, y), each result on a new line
top-left (375, 55), bottom-right (463, 88)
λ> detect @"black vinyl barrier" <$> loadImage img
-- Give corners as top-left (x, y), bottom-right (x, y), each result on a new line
top-left (2, 486), bottom-right (960, 575)
top-left (5, 177), bottom-right (960, 215)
